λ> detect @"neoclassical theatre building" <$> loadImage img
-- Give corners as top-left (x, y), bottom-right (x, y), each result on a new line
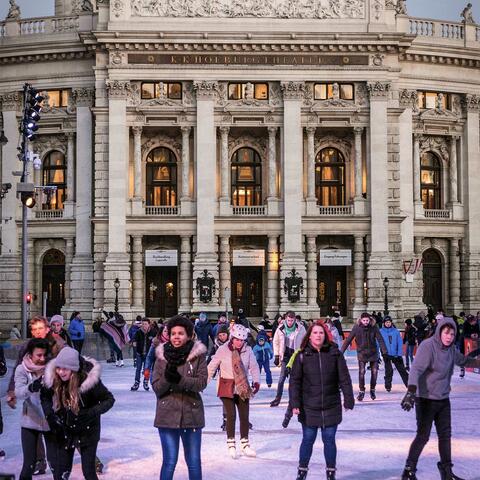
top-left (1, 0), bottom-right (480, 326)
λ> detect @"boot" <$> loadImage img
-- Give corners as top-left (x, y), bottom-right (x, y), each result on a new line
top-left (130, 381), bottom-right (139, 391)
top-left (326, 467), bottom-right (336, 480)
top-left (270, 397), bottom-right (281, 407)
top-left (106, 357), bottom-right (115, 363)
top-left (143, 379), bottom-right (150, 391)
top-left (33, 459), bottom-right (47, 475)
top-left (240, 438), bottom-right (256, 457)
top-left (357, 390), bottom-right (365, 402)
top-left (0, 449), bottom-right (5, 459)
top-left (95, 457), bottom-right (104, 474)
top-left (401, 465), bottom-right (417, 480)
top-left (296, 467), bottom-right (308, 480)
top-left (437, 462), bottom-right (466, 480)
top-left (282, 413), bottom-right (292, 428)
top-left (459, 367), bottom-right (465, 379)
top-left (220, 414), bottom-right (226, 431)
top-left (370, 389), bottom-right (376, 400)
top-left (227, 438), bottom-right (237, 459)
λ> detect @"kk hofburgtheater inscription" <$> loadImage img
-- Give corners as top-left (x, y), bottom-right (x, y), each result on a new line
top-left (128, 54), bottom-right (369, 66)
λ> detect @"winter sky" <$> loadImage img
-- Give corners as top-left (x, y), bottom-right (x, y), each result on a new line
top-left (0, 0), bottom-right (479, 22)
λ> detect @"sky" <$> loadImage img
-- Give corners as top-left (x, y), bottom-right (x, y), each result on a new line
top-left (0, 0), bottom-right (478, 22)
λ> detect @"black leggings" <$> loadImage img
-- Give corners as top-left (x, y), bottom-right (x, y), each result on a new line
top-left (20, 428), bottom-right (56, 480)
top-left (358, 360), bottom-right (378, 391)
top-left (222, 395), bottom-right (250, 439)
top-left (56, 440), bottom-right (99, 480)
top-left (406, 398), bottom-right (451, 468)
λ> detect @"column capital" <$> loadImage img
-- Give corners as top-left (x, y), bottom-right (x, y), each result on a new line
top-left (0, 91), bottom-right (22, 111)
top-left (193, 81), bottom-right (219, 100)
top-left (367, 81), bottom-right (391, 100)
top-left (65, 131), bottom-right (75, 140)
top-left (72, 87), bottom-right (95, 107)
top-left (281, 81), bottom-right (306, 100)
top-left (305, 126), bottom-right (316, 136)
top-left (451, 134), bottom-right (461, 142)
top-left (267, 126), bottom-right (278, 136)
top-left (354, 126), bottom-right (364, 135)
top-left (413, 133), bottom-right (422, 142)
top-left (462, 94), bottom-right (480, 112)
top-left (399, 89), bottom-right (418, 109)
top-left (106, 80), bottom-right (132, 99)
top-left (354, 234), bottom-right (364, 243)
top-left (219, 125), bottom-right (230, 136)
top-left (132, 125), bottom-right (143, 137)
top-left (181, 125), bottom-right (192, 135)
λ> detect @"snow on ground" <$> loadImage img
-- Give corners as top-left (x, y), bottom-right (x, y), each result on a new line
top-left (1, 352), bottom-right (479, 480)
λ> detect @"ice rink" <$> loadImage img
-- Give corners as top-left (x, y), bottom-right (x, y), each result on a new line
top-left (1, 352), bottom-right (479, 479)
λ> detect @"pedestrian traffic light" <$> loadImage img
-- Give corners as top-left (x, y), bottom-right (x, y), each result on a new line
top-left (26, 292), bottom-right (32, 304)
top-left (22, 87), bottom-right (44, 140)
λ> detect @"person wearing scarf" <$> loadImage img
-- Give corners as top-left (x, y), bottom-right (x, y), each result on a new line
top-left (208, 324), bottom-right (260, 459)
top-left (14, 338), bottom-right (56, 480)
top-left (152, 315), bottom-right (208, 480)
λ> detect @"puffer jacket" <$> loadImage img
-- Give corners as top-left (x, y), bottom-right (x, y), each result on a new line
top-left (152, 341), bottom-right (208, 429)
top-left (273, 322), bottom-right (307, 362)
top-left (289, 343), bottom-right (354, 428)
top-left (341, 316), bottom-right (387, 362)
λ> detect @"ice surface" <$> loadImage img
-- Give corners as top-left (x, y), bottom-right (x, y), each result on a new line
top-left (1, 353), bottom-right (479, 479)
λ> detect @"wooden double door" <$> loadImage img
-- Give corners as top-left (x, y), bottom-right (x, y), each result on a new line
top-left (317, 266), bottom-right (347, 316)
top-left (231, 267), bottom-right (263, 317)
top-left (145, 267), bottom-right (178, 318)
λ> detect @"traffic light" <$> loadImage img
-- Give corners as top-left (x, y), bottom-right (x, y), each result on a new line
top-left (17, 182), bottom-right (36, 208)
top-left (26, 292), bottom-right (32, 304)
top-left (22, 87), bottom-right (44, 140)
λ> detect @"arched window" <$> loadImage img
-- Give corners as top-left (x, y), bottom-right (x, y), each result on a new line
top-left (42, 151), bottom-right (66, 210)
top-left (315, 148), bottom-right (346, 206)
top-left (231, 147), bottom-right (262, 206)
top-left (146, 147), bottom-right (177, 206)
top-left (421, 152), bottom-right (441, 209)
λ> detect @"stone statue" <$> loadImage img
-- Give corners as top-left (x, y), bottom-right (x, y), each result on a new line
top-left (81, 0), bottom-right (94, 12)
top-left (6, 0), bottom-right (21, 20)
top-left (396, 0), bottom-right (407, 15)
top-left (461, 3), bottom-right (475, 24)
top-left (244, 82), bottom-right (254, 100)
top-left (435, 93), bottom-right (445, 111)
top-left (332, 83), bottom-right (340, 100)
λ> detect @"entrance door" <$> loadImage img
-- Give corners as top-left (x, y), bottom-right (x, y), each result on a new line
top-left (145, 267), bottom-right (178, 318)
top-left (317, 266), bottom-right (347, 316)
top-left (231, 267), bottom-right (263, 317)
top-left (423, 249), bottom-right (443, 312)
top-left (42, 249), bottom-right (65, 317)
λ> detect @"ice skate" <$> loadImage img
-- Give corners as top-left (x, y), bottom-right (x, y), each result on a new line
top-left (116, 359), bottom-right (124, 367)
top-left (32, 459), bottom-right (47, 475)
top-left (401, 466), bottom-right (417, 480)
top-left (459, 367), bottom-right (465, 379)
top-left (143, 379), bottom-right (150, 391)
top-left (227, 438), bottom-right (237, 459)
top-left (357, 390), bottom-right (365, 401)
top-left (95, 457), bottom-right (104, 474)
top-left (0, 449), bottom-right (5, 460)
top-left (437, 462), bottom-right (465, 480)
top-left (270, 397), bottom-right (281, 407)
top-left (282, 414), bottom-right (292, 428)
top-left (370, 389), bottom-right (376, 400)
top-left (296, 466), bottom-right (308, 480)
top-left (240, 438), bottom-right (256, 457)
top-left (326, 467), bottom-right (336, 480)
top-left (130, 381), bottom-right (139, 391)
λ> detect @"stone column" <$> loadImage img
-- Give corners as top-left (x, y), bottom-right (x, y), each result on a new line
top-left (353, 127), bottom-right (366, 215)
top-left (413, 134), bottom-right (424, 218)
top-left (63, 238), bottom-right (74, 310)
top-left (449, 135), bottom-right (463, 219)
top-left (131, 126), bottom-right (143, 215)
top-left (63, 132), bottom-right (76, 218)
top-left (218, 236), bottom-right (231, 309)
top-left (131, 235), bottom-right (144, 313)
top-left (219, 126), bottom-right (232, 215)
top-left (449, 237), bottom-right (461, 312)
top-left (179, 236), bottom-right (192, 313)
top-left (306, 236), bottom-right (319, 318)
top-left (305, 127), bottom-right (317, 216)
top-left (280, 82), bottom-right (308, 315)
top-left (266, 235), bottom-right (279, 317)
top-left (192, 81), bottom-right (220, 310)
top-left (353, 235), bottom-right (365, 318)
top-left (180, 126), bottom-right (193, 215)
top-left (267, 127), bottom-right (280, 215)
top-left (27, 239), bottom-right (35, 314)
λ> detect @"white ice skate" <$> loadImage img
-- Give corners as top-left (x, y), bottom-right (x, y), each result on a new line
top-left (240, 438), bottom-right (256, 457)
top-left (227, 438), bottom-right (237, 459)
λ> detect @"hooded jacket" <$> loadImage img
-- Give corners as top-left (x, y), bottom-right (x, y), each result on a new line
top-left (408, 317), bottom-right (480, 400)
top-left (341, 316), bottom-right (387, 362)
top-left (253, 335), bottom-right (273, 363)
top-left (152, 340), bottom-right (208, 429)
top-left (380, 324), bottom-right (403, 357)
top-left (273, 321), bottom-right (307, 362)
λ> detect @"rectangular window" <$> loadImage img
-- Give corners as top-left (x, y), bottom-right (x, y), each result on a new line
top-left (314, 83), bottom-right (354, 101)
top-left (417, 91), bottom-right (449, 110)
top-left (141, 82), bottom-right (183, 100)
top-left (228, 83), bottom-right (269, 100)
top-left (45, 89), bottom-right (70, 107)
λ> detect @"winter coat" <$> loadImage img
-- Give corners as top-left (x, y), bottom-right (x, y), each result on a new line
top-left (253, 342), bottom-right (273, 364)
top-left (14, 362), bottom-right (49, 431)
top-left (194, 320), bottom-right (214, 348)
top-left (289, 343), bottom-right (354, 428)
top-left (152, 341), bottom-right (208, 429)
top-left (409, 317), bottom-right (480, 400)
top-left (341, 317), bottom-right (387, 362)
top-left (207, 342), bottom-right (260, 393)
top-left (273, 322), bottom-right (307, 363)
top-left (463, 321), bottom-right (480, 339)
top-left (41, 357), bottom-right (115, 446)
top-left (327, 325), bottom-right (342, 347)
top-left (57, 328), bottom-right (73, 347)
top-left (133, 328), bottom-right (155, 356)
top-left (128, 325), bottom-right (140, 343)
top-left (414, 316), bottom-right (427, 343)
top-left (68, 317), bottom-right (85, 341)
top-left (403, 325), bottom-right (417, 346)
top-left (380, 326), bottom-right (403, 357)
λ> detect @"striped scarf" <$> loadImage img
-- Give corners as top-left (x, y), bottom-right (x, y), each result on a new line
top-left (231, 348), bottom-right (252, 401)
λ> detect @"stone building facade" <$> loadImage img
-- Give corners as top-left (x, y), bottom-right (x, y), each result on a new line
top-left (1, 0), bottom-right (480, 326)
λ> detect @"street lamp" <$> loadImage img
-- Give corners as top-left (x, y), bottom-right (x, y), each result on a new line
top-left (113, 277), bottom-right (120, 314)
top-left (383, 277), bottom-right (390, 316)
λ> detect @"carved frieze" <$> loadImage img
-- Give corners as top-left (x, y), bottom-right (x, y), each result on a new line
top-left (112, 0), bottom-right (124, 17)
top-left (72, 88), bottom-right (95, 108)
top-left (32, 135), bottom-right (67, 158)
top-left (106, 80), bottom-right (133, 99)
top-left (228, 134), bottom-right (267, 159)
top-left (419, 136), bottom-right (449, 162)
top-left (399, 89), bottom-right (419, 112)
top-left (367, 81), bottom-right (391, 99)
top-left (131, 0), bottom-right (366, 19)
top-left (281, 82), bottom-right (306, 100)
top-left (193, 81), bottom-right (219, 100)
top-left (315, 135), bottom-right (352, 160)
top-left (0, 91), bottom-right (22, 111)
top-left (141, 134), bottom-right (182, 159)
top-left (463, 94), bottom-right (480, 112)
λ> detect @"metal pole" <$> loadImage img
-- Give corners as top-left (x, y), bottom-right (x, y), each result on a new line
top-left (43, 291), bottom-right (48, 317)
top-left (384, 281), bottom-right (389, 316)
top-left (21, 203), bottom-right (28, 338)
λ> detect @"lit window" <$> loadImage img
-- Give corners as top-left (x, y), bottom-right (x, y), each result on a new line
top-left (44, 89), bottom-right (70, 108)
top-left (314, 83), bottom-right (354, 101)
top-left (141, 82), bottom-right (183, 100)
top-left (146, 147), bottom-right (177, 206)
top-left (421, 152), bottom-right (442, 209)
top-left (417, 91), bottom-right (449, 110)
top-left (231, 147), bottom-right (262, 206)
top-left (42, 151), bottom-right (66, 210)
top-left (315, 148), bottom-right (346, 206)
top-left (228, 83), bottom-right (269, 100)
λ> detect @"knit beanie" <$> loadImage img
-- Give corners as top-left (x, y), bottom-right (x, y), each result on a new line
top-left (55, 346), bottom-right (80, 372)
top-left (50, 314), bottom-right (64, 327)
top-left (217, 324), bottom-right (229, 336)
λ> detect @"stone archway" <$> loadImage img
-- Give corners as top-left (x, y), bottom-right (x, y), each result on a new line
top-left (422, 248), bottom-right (443, 312)
top-left (42, 249), bottom-right (65, 317)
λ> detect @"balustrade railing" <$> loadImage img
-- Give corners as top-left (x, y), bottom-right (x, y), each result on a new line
top-left (318, 205), bottom-right (353, 216)
top-left (232, 206), bottom-right (266, 216)
top-left (424, 209), bottom-right (451, 219)
top-left (0, 22), bottom-right (6, 38)
top-left (35, 209), bottom-right (64, 219)
top-left (145, 205), bottom-right (179, 215)
top-left (20, 19), bottom-right (46, 35)
top-left (1, 15), bottom-right (82, 37)
top-left (409, 18), bottom-right (465, 40)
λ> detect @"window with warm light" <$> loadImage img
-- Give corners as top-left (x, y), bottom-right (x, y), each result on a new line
top-left (141, 82), bottom-right (183, 100)
top-left (228, 83), bottom-right (269, 100)
top-left (417, 91), bottom-right (450, 110)
top-left (315, 148), bottom-right (346, 206)
top-left (146, 147), bottom-right (177, 206)
top-left (44, 89), bottom-right (70, 108)
top-left (421, 152), bottom-right (442, 209)
top-left (42, 151), bottom-right (66, 210)
top-left (314, 83), bottom-right (354, 101)
top-left (231, 147), bottom-right (262, 206)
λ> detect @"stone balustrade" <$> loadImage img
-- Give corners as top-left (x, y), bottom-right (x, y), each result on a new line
top-left (232, 206), bottom-right (266, 216)
top-left (35, 209), bottom-right (64, 219)
top-left (145, 205), bottom-right (179, 216)
top-left (424, 209), bottom-right (451, 220)
top-left (318, 205), bottom-right (353, 216)
top-left (409, 17), bottom-right (465, 40)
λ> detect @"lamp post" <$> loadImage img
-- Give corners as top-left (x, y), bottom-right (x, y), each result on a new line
top-left (114, 277), bottom-right (120, 314)
top-left (383, 277), bottom-right (390, 316)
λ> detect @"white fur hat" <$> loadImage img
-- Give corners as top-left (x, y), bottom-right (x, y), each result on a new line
top-left (230, 324), bottom-right (249, 340)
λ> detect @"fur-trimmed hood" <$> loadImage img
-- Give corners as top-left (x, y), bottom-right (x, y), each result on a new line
top-left (43, 356), bottom-right (102, 394)
top-left (356, 315), bottom-right (376, 327)
top-left (155, 340), bottom-right (207, 363)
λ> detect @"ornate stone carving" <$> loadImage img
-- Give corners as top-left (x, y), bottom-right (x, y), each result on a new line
top-left (141, 134), bottom-right (182, 159)
top-left (461, 3), bottom-right (475, 24)
top-left (354, 83), bottom-right (368, 107)
top-left (315, 135), bottom-right (352, 160)
top-left (112, 0), bottom-right (124, 17)
top-left (106, 80), bottom-right (132, 99)
top-left (371, 53), bottom-right (384, 66)
top-left (131, 0), bottom-right (366, 19)
top-left (367, 81), bottom-right (391, 99)
top-left (281, 81), bottom-right (306, 100)
top-left (110, 51), bottom-right (126, 66)
top-left (372, 0), bottom-right (383, 21)
top-left (73, 0), bottom-right (94, 13)
top-left (72, 88), bottom-right (95, 108)
top-left (385, 0), bottom-right (396, 9)
top-left (39, 92), bottom-right (76, 115)
top-left (32, 135), bottom-right (67, 158)
top-left (0, 91), bottom-right (22, 111)
top-left (399, 89), bottom-right (418, 112)
top-left (228, 134), bottom-right (267, 160)
top-left (396, 0), bottom-right (407, 14)
top-left (463, 94), bottom-right (480, 112)
top-left (6, 0), bottom-right (21, 20)
top-left (419, 136), bottom-right (449, 162)
top-left (193, 81), bottom-right (219, 100)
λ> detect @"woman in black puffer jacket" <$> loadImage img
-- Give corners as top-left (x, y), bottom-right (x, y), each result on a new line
top-left (289, 320), bottom-right (354, 480)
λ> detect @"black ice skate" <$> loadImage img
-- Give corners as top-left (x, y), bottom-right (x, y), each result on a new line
top-left (95, 457), bottom-right (104, 474)
top-left (296, 466), bottom-right (308, 480)
top-left (357, 390), bottom-right (365, 401)
top-left (437, 462), bottom-right (466, 480)
top-left (130, 381), bottom-right (139, 391)
top-left (143, 379), bottom-right (150, 391)
top-left (459, 367), bottom-right (465, 379)
top-left (370, 389), bottom-right (376, 400)
top-left (33, 459), bottom-right (47, 475)
top-left (401, 466), bottom-right (417, 480)
top-left (326, 467), bottom-right (336, 480)
top-left (270, 397), bottom-right (281, 407)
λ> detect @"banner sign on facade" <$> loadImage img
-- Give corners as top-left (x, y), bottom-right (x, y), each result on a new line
top-left (145, 250), bottom-right (178, 267)
top-left (319, 249), bottom-right (352, 266)
top-left (232, 250), bottom-right (265, 267)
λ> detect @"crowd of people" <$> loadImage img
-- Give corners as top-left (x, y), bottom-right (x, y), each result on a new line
top-left (0, 308), bottom-right (479, 480)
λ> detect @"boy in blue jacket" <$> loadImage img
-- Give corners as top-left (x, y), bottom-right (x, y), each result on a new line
top-left (68, 311), bottom-right (85, 354)
top-left (380, 316), bottom-right (409, 391)
top-left (253, 329), bottom-right (273, 387)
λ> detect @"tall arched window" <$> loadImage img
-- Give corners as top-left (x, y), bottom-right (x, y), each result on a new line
top-left (315, 148), bottom-right (346, 206)
top-left (42, 151), bottom-right (66, 210)
top-left (231, 147), bottom-right (262, 206)
top-left (421, 152), bottom-right (441, 209)
top-left (146, 147), bottom-right (177, 206)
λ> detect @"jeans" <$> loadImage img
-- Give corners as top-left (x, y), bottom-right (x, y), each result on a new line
top-left (158, 427), bottom-right (202, 480)
top-left (358, 360), bottom-right (378, 391)
top-left (299, 424), bottom-right (338, 469)
top-left (406, 398), bottom-right (451, 468)
top-left (55, 439), bottom-right (99, 480)
top-left (72, 339), bottom-right (84, 354)
top-left (384, 356), bottom-right (409, 388)
top-left (405, 344), bottom-right (415, 368)
top-left (222, 395), bottom-right (250, 439)
top-left (135, 353), bottom-right (147, 383)
top-left (274, 361), bottom-right (289, 400)
top-left (257, 358), bottom-right (272, 386)
top-left (19, 428), bottom-right (56, 480)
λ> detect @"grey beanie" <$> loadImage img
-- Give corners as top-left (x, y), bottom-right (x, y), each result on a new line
top-left (55, 346), bottom-right (80, 372)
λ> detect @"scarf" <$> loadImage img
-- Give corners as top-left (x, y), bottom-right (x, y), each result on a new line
top-left (22, 354), bottom-right (46, 375)
top-left (284, 322), bottom-right (297, 337)
top-left (163, 340), bottom-right (194, 367)
top-left (231, 347), bottom-right (252, 401)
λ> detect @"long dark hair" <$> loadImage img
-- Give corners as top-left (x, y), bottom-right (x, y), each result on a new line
top-left (300, 320), bottom-right (333, 351)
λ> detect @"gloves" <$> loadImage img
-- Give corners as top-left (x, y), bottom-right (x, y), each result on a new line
top-left (165, 363), bottom-right (181, 384)
top-left (144, 368), bottom-right (150, 380)
top-left (274, 356), bottom-right (280, 367)
top-left (28, 377), bottom-right (43, 393)
top-left (47, 413), bottom-right (65, 434)
top-left (252, 382), bottom-right (260, 395)
top-left (401, 390), bottom-right (416, 412)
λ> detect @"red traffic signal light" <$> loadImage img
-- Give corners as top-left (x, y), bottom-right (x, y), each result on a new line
top-left (26, 292), bottom-right (32, 304)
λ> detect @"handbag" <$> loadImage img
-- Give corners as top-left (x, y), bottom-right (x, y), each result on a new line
top-left (217, 377), bottom-right (235, 399)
